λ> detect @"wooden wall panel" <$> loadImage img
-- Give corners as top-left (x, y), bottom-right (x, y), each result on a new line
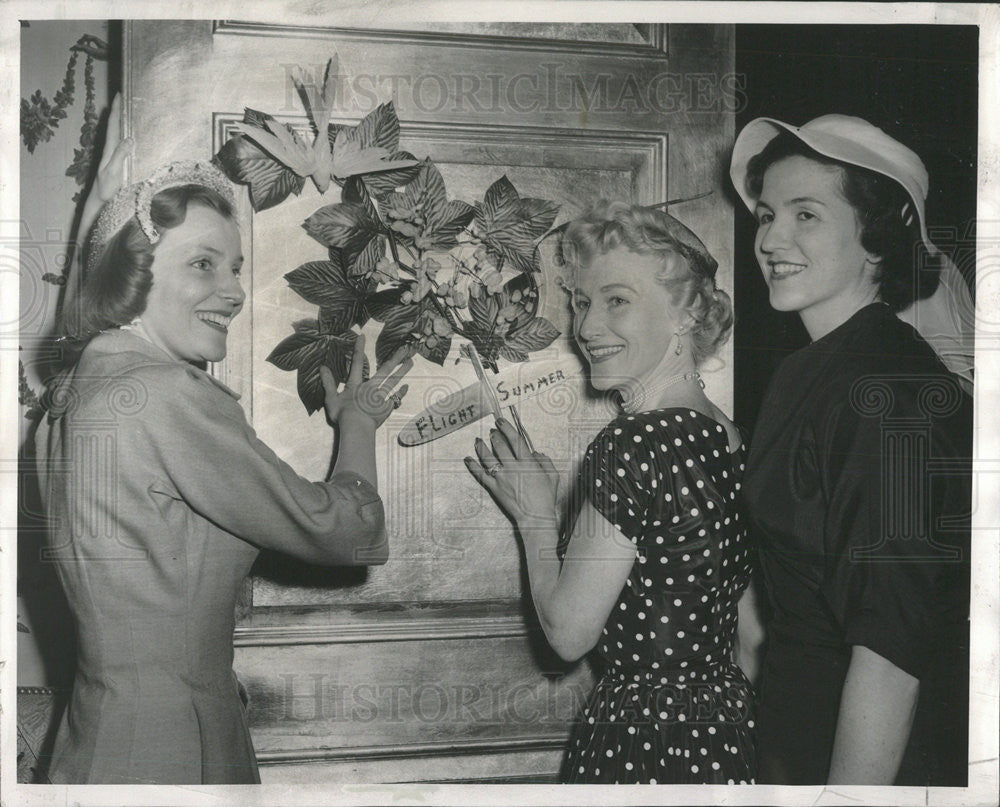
top-left (259, 747), bottom-right (563, 784)
top-left (239, 119), bottom-right (663, 608)
top-left (237, 636), bottom-right (592, 753)
top-left (213, 20), bottom-right (667, 57)
top-left (125, 20), bottom-right (734, 781)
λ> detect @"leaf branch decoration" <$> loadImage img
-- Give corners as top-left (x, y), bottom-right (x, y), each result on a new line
top-left (215, 59), bottom-right (563, 424)
top-left (231, 58), bottom-right (418, 195)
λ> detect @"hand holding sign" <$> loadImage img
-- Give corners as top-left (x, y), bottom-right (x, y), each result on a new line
top-left (397, 357), bottom-right (580, 446)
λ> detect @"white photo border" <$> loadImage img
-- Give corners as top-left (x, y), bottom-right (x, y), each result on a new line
top-left (1, 2), bottom-right (996, 805)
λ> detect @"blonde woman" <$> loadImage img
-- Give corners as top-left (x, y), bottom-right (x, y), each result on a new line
top-left (468, 202), bottom-right (762, 784)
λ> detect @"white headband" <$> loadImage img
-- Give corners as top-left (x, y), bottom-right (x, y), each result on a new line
top-left (87, 160), bottom-right (236, 274)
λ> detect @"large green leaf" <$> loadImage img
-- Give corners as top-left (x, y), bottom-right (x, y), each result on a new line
top-left (284, 256), bottom-right (352, 307)
top-left (266, 319), bottom-right (326, 371)
top-left (409, 159), bottom-right (448, 217)
top-left (303, 202), bottom-right (380, 255)
top-left (468, 272), bottom-right (532, 333)
top-left (379, 159), bottom-right (449, 237)
top-left (474, 176), bottom-right (559, 271)
top-left (333, 178), bottom-right (385, 276)
top-left (318, 305), bottom-right (355, 335)
top-left (417, 332), bottom-right (452, 366)
top-left (348, 236), bottom-right (385, 277)
top-left (375, 304), bottom-right (420, 366)
top-left (425, 198), bottom-right (475, 250)
top-left (285, 256), bottom-right (379, 333)
top-left (267, 321), bottom-right (367, 413)
top-left (498, 344), bottom-right (530, 363)
top-left (462, 320), bottom-right (503, 366)
top-left (505, 316), bottom-right (560, 354)
top-left (215, 133), bottom-right (305, 212)
top-left (517, 197), bottom-right (561, 238)
top-left (468, 284), bottom-right (500, 331)
top-left (298, 332), bottom-right (366, 414)
top-left (343, 102), bottom-right (402, 152)
top-left (326, 104), bottom-right (402, 154)
top-left (342, 177), bottom-right (388, 232)
top-left (475, 175), bottom-right (521, 234)
top-left (326, 331), bottom-right (367, 385)
top-left (366, 286), bottom-right (407, 322)
top-left (294, 338), bottom-right (334, 414)
top-left (327, 102), bottom-right (404, 154)
top-left (362, 150), bottom-right (422, 196)
top-left (341, 175), bottom-right (373, 208)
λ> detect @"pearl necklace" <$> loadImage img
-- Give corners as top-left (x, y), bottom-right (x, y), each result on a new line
top-left (620, 370), bottom-right (703, 414)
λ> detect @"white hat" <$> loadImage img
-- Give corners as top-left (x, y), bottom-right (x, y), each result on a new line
top-left (729, 114), bottom-right (974, 392)
top-left (729, 114), bottom-right (935, 254)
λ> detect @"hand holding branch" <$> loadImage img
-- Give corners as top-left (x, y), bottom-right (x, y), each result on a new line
top-left (321, 335), bottom-right (413, 431)
top-left (466, 417), bottom-right (559, 528)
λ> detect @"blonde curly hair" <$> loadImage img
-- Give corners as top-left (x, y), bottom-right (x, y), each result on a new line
top-left (558, 200), bottom-right (733, 365)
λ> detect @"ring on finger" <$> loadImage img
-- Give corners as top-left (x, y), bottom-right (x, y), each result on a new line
top-left (485, 462), bottom-right (502, 478)
top-left (388, 391), bottom-right (402, 409)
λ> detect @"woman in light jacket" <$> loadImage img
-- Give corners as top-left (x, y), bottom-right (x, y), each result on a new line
top-left (35, 119), bottom-right (412, 784)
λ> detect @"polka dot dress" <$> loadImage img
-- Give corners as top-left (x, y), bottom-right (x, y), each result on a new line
top-left (559, 409), bottom-right (756, 784)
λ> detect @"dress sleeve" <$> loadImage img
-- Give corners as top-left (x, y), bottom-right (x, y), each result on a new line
top-left (132, 364), bottom-right (385, 565)
top-left (578, 416), bottom-right (653, 545)
top-left (815, 380), bottom-right (970, 679)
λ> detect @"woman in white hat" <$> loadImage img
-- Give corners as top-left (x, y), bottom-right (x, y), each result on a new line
top-left (34, 101), bottom-right (413, 783)
top-left (729, 115), bottom-right (973, 785)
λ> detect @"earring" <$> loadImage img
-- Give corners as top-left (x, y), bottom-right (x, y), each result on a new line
top-left (674, 332), bottom-right (683, 356)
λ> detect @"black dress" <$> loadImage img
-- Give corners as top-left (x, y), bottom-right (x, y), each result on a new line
top-left (744, 303), bottom-right (971, 785)
top-left (560, 409), bottom-right (756, 784)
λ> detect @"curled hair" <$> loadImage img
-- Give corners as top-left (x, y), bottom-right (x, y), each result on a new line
top-left (559, 200), bottom-right (733, 365)
top-left (64, 185), bottom-right (235, 339)
top-left (744, 131), bottom-right (940, 310)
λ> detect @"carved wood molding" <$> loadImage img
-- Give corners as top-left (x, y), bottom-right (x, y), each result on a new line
top-left (212, 20), bottom-right (669, 58)
top-left (256, 734), bottom-right (568, 764)
top-left (234, 611), bottom-right (530, 646)
top-left (214, 114), bottom-right (667, 207)
top-left (417, 770), bottom-right (559, 784)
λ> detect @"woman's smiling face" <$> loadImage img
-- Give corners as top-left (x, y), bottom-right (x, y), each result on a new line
top-left (754, 155), bottom-right (880, 339)
top-left (571, 245), bottom-right (687, 397)
top-left (140, 204), bottom-right (245, 364)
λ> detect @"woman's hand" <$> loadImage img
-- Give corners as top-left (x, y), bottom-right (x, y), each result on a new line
top-left (320, 335), bottom-right (412, 431)
top-left (466, 417), bottom-right (559, 527)
top-left (467, 417), bottom-right (639, 663)
top-left (81, 93), bottom-right (134, 229)
top-left (93, 94), bottom-right (133, 202)
top-left (62, 94), bottom-right (134, 336)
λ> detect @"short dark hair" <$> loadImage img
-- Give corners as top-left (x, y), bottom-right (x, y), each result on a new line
top-left (744, 131), bottom-right (939, 311)
top-left (65, 184), bottom-right (235, 339)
